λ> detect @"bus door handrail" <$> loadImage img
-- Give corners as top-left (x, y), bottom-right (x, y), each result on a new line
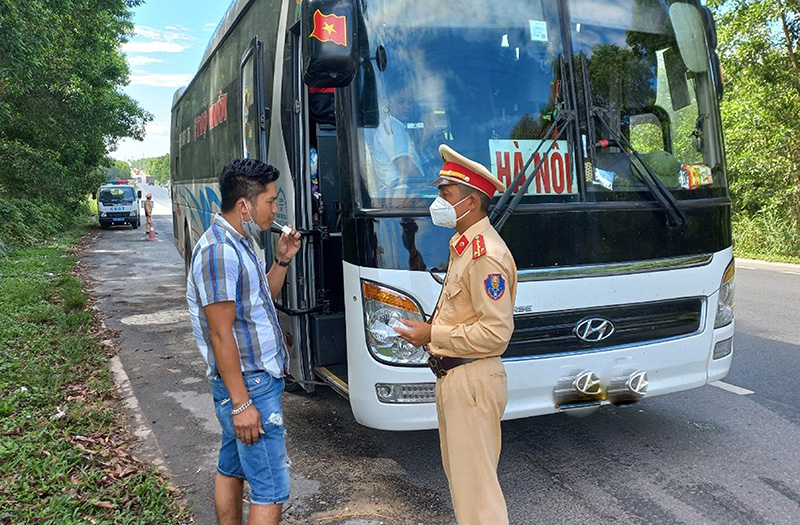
top-left (270, 226), bottom-right (325, 317)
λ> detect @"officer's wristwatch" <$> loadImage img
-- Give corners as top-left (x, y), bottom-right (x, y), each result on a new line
top-left (274, 257), bottom-right (290, 267)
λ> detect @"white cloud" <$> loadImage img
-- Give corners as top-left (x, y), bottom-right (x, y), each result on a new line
top-left (133, 25), bottom-right (163, 40)
top-left (144, 122), bottom-right (169, 136)
top-left (126, 56), bottom-right (165, 67)
top-left (110, 119), bottom-right (172, 161)
top-left (123, 41), bottom-right (189, 54)
top-left (204, 23), bottom-right (218, 32)
top-left (125, 25), bottom-right (195, 54)
top-left (129, 72), bottom-right (194, 88)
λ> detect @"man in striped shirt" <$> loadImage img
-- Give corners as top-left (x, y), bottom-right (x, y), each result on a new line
top-left (187, 158), bottom-right (300, 525)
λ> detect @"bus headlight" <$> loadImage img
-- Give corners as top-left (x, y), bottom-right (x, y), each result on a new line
top-left (714, 260), bottom-right (735, 328)
top-left (362, 281), bottom-right (428, 365)
top-left (129, 210), bottom-right (138, 217)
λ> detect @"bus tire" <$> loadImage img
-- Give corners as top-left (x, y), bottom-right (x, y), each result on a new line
top-left (132, 220), bottom-right (140, 229)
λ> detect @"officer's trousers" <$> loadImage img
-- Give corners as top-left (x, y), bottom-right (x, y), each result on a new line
top-left (435, 356), bottom-right (508, 525)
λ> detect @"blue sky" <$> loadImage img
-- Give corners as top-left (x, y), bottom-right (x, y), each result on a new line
top-left (111, 1), bottom-right (234, 161)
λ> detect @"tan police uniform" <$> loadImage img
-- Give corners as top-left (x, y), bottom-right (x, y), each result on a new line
top-left (144, 195), bottom-right (153, 233)
top-left (428, 145), bottom-right (517, 525)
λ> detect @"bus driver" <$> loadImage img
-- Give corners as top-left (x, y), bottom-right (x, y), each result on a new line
top-left (370, 86), bottom-right (424, 193)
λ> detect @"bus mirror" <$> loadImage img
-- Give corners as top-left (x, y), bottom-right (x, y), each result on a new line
top-left (302, 0), bottom-right (359, 88)
top-left (710, 49), bottom-right (724, 101)
top-left (701, 6), bottom-right (718, 50)
top-left (669, 3), bottom-right (709, 74)
top-left (137, 190), bottom-right (142, 199)
top-left (91, 191), bottom-right (96, 199)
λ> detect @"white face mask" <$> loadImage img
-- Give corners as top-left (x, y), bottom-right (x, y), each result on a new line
top-left (240, 200), bottom-right (263, 238)
top-left (429, 195), bottom-right (470, 228)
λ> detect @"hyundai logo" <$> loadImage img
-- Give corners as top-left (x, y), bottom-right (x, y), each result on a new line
top-left (574, 370), bottom-right (602, 396)
top-left (574, 317), bottom-right (615, 343)
top-left (626, 371), bottom-right (649, 395)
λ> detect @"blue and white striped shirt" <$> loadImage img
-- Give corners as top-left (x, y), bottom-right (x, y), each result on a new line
top-left (187, 214), bottom-right (288, 379)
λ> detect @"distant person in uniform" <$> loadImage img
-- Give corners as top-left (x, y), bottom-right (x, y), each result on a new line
top-left (371, 87), bottom-right (424, 193)
top-left (186, 158), bottom-right (301, 525)
top-left (395, 145), bottom-right (517, 525)
top-left (144, 193), bottom-right (154, 235)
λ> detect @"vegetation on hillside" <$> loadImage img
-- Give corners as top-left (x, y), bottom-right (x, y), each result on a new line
top-left (0, 0), bottom-right (151, 207)
top-left (131, 154), bottom-right (170, 185)
top-left (708, 0), bottom-right (800, 260)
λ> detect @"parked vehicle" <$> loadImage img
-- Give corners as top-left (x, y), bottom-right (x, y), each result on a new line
top-left (97, 180), bottom-right (141, 229)
top-left (172, 0), bottom-right (733, 430)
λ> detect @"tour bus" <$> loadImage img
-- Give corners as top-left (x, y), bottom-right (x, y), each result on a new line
top-left (171, 0), bottom-right (734, 430)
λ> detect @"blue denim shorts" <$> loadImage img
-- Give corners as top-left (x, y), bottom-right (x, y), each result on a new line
top-left (212, 372), bottom-right (290, 505)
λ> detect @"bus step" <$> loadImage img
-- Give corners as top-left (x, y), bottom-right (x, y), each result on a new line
top-left (314, 364), bottom-right (349, 399)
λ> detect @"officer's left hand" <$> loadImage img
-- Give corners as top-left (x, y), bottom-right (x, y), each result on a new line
top-left (394, 320), bottom-right (431, 347)
top-left (275, 225), bottom-right (301, 261)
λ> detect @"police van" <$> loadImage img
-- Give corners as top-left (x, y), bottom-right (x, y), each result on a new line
top-left (96, 180), bottom-right (142, 229)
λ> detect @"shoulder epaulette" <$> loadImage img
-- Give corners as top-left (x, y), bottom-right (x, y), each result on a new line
top-left (472, 234), bottom-right (486, 259)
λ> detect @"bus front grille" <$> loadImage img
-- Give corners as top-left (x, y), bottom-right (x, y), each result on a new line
top-left (506, 297), bottom-right (704, 359)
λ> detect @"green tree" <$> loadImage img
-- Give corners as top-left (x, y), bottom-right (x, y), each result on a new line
top-left (131, 154), bottom-right (170, 185)
top-left (0, 0), bottom-right (151, 206)
top-left (708, 0), bottom-right (800, 258)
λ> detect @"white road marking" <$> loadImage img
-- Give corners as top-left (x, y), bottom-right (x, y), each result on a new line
top-left (710, 380), bottom-right (754, 396)
top-left (780, 270), bottom-right (800, 275)
top-left (737, 265), bottom-right (756, 270)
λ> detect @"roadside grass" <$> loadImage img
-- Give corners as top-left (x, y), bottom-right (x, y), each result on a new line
top-left (0, 225), bottom-right (189, 524)
top-left (733, 213), bottom-right (800, 264)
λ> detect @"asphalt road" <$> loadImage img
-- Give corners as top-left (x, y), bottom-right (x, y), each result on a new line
top-left (81, 186), bottom-right (800, 524)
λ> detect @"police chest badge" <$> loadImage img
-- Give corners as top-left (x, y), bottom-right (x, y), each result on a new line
top-left (484, 274), bottom-right (505, 301)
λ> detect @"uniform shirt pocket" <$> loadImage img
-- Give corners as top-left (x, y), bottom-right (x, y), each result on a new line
top-left (439, 281), bottom-right (465, 322)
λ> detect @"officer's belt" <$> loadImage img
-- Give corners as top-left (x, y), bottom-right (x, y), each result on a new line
top-left (427, 355), bottom-right (478, 378)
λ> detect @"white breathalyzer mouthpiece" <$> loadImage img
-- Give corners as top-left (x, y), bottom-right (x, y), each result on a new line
top-left (273, 221), bottom-right (293, 236)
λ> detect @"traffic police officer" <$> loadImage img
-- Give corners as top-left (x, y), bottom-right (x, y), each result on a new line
top-left (396, 144), bottom-right (517, 525)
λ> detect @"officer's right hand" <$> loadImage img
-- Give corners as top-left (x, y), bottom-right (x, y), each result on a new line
top-left (233, 405), bottom-right (266, 445)
top-left (395, 319), bottom-right (432, 347)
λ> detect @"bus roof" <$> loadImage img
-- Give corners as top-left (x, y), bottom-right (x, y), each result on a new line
top-left (172, 0), bottom-right (255, 109)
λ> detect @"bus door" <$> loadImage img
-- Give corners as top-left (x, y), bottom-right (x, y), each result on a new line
top-left (280, 20), bottom-right (348, 395)
top-left (308, 120), bottom-right (347, 395)
top-left (269, 21), bottom-right (345, 395)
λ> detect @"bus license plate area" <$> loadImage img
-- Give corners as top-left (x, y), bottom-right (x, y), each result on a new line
top-left (113, 218), bottom-right (125, 222)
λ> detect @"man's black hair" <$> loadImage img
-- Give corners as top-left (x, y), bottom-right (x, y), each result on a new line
top-left (219, 158), bottom-right (280, 212)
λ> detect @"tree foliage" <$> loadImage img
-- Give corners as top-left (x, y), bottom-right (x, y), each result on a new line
top-left (708, 0), bottom-right (800, 259)
top-left (131, 154), bottom-right (169, 185)
top-left (0, 0), bottom-right (151, 206)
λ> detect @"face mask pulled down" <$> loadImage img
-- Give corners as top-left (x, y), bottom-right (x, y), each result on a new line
top-left (240, 200), bottom-right (264, 238)
top-left (429, 195), bottom-right (470, 228)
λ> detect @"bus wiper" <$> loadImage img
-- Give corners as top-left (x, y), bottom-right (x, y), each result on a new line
top-left (592, 110), bottom-right (688, 229)
top-left (579, 55), bottom-right (688, 230)
top-left (490, 55), bottom-right (576, 231)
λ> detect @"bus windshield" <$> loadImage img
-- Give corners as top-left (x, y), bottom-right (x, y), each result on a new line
top-left (353, 0), bottom-right (725, 209)
top-left (355, 0), bottom-right (566, 208)
top-left (571, 0), bottom-right (727, 201)
top-left (99, 187), bottom-right (136, 205)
